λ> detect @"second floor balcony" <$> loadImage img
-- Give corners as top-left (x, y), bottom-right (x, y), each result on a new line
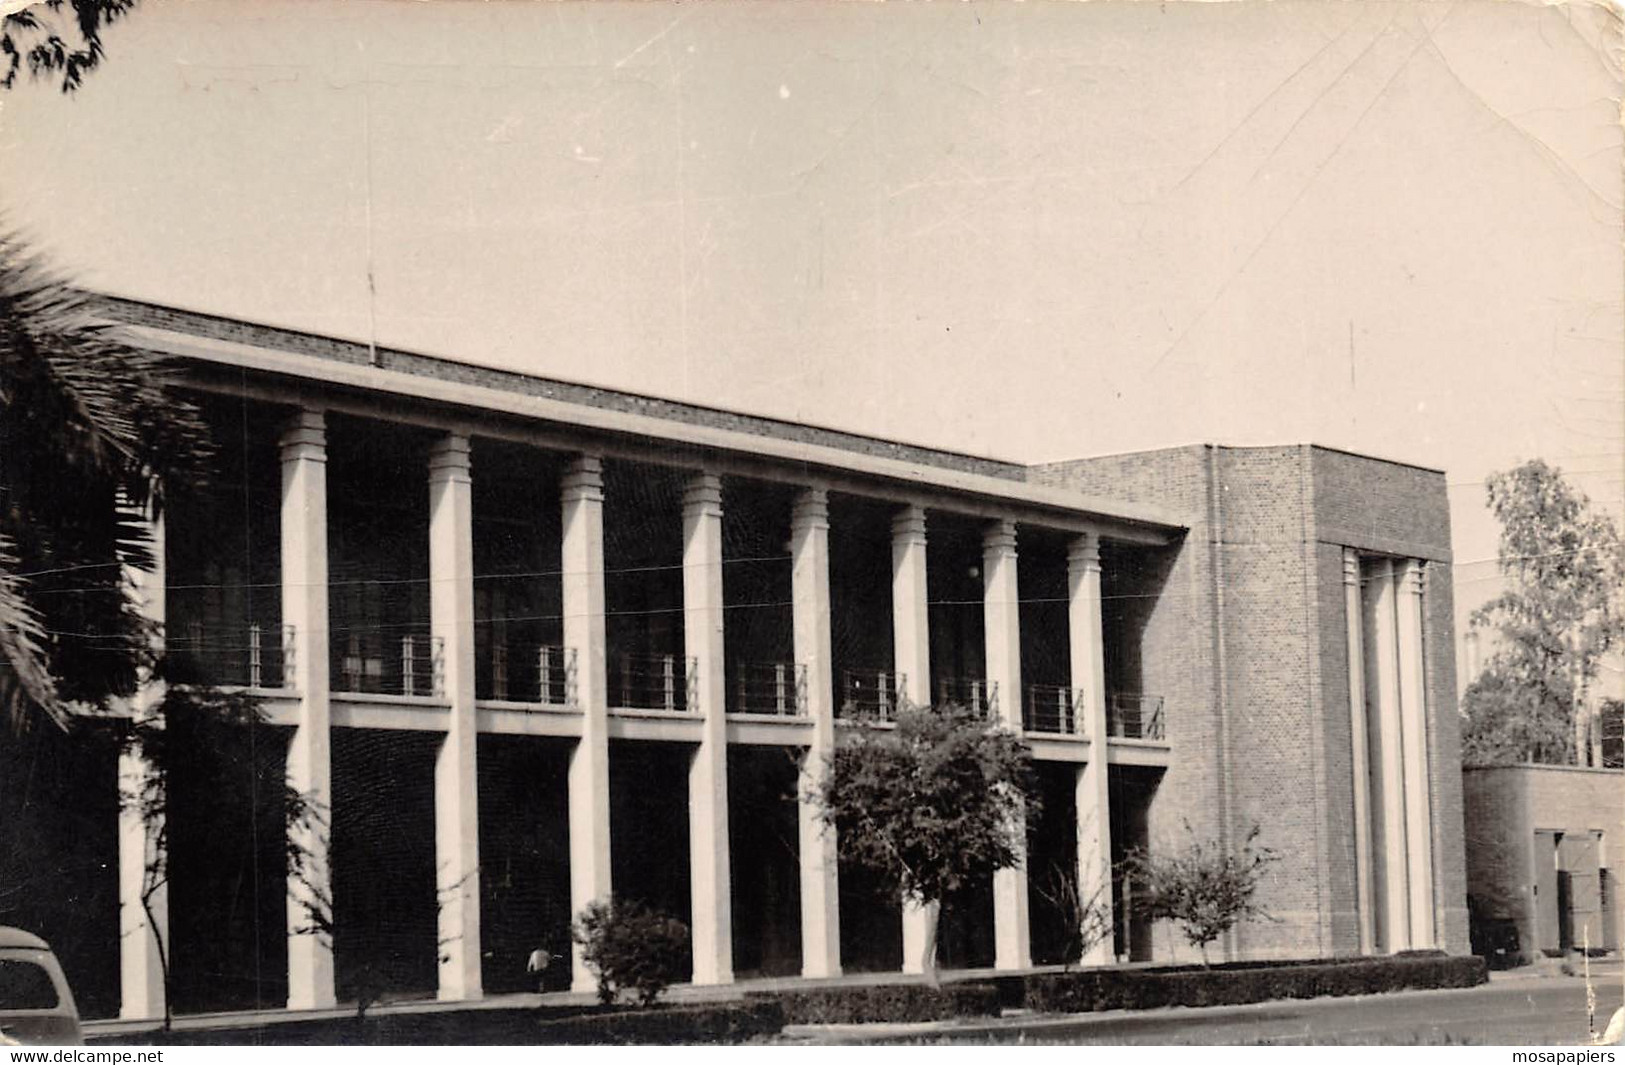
top-left (167, 622), bottom-right (294, 691)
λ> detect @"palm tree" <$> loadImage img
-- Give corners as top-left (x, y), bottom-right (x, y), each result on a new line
top-left (0, 233), bottom-right (210, 731)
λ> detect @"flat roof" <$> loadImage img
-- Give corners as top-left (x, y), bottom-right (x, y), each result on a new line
top-left (90, 294), bottom-right (1190, 536)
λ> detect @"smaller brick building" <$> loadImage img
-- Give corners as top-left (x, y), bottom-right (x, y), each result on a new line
top-left (1463, 765), bottom-right (1624, 963)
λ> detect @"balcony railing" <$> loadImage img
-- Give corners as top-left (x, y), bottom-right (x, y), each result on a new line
top-left (1108, 693), bottom-right (1165, 740)
top-left (1024, 684), bottom-right (1082, 735)
top-left (733, 661), bottom-right (807, 716)
top-left (934, 676), bottom-right (997, 718)
top-left (335, 632), bottom-right (444, 698)
top-left (610, 651), bottom-right (696, 712)
top-left (839, 668), bottom-right (906, 722)
top-left (168, 622), bottom-right (294, 690)
top-left (487, 643), bottom-right (577, 707)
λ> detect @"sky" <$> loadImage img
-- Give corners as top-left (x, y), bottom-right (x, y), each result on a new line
top-left (1, 0), bottom-right (1620, 678)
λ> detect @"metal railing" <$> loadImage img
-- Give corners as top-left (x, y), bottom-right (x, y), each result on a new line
top-left (334, 632), bottom-right (445, 698)
top-left (1024, 684), bottom-right (1082, 735)
top-left (487, 643), bottom-right (577, 707)
top-left (838, 668), bottom-right (907, 722)
top-left (167, 622), bottom-right (295, 690)
top-left (733, 661), bottom-right (808, 716)
top-left (1108, 693), bottom-right (1165, 740)
top-left (935, 676), bottom-right (998, 718)
top-left (610, 651), bottom-right (696, 712)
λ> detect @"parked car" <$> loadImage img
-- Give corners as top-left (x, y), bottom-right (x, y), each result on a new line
top-left (0, 927), bottom-right (83, 1045)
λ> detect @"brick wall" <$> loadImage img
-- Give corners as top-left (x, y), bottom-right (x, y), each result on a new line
top-left (1464, 765), bottom-right (1625, 960)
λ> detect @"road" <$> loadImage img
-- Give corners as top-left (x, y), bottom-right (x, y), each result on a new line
top-left (807, 977), bottom-right (1625, 1046)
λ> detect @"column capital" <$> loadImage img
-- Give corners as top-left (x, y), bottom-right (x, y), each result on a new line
top-left (428, 433), bottom-right (472, 482)
top-left (1399, 559), bottom-right (1425, 597)
top-left (561, 454), bottom-right (604, 503)
top-left (682, 471), bottom-right (723, 517)
top-left (791, 486), bottom-right (829, 531)
top-left (1067, 530), bottom-right (1102, 571)
top-left (891, 503), bottom-right (927, 544)
top-left (279, 408), bottom-right (327, 463)
top-left (983, 518), bottom-right (1018, 556)
top-left (1342, 548), bottom-right (1361, 586)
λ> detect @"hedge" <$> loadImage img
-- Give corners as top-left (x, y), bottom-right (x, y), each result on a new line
top-left (763, 980), bottom-right (1004, 1025)
top-left (530, 1000), bottom-right (787, 1044)
top-left (1024, 952), bottom-right (1487, 1014)
top-left (93, 1001), bottom-right (783, 1046)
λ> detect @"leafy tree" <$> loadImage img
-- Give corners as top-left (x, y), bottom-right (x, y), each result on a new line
top-left (2, 0), bottom-right (138, 93)
top-left (118, 686), bottom-right (331, 1030)
top-left (1123, 822), bottom-right (1277, 966)
top-left (811, 703), bottom-right (1039, 984)
top-left (0, 235), bottom-right (210, 732)
top-left (572, 898), bottom-right (690, 1007)
top-left (1462, 460), bottom-right (1625, 766)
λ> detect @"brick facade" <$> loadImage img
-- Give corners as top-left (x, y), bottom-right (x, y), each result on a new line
top-left (1033, 444), bottom-right (1470, 959)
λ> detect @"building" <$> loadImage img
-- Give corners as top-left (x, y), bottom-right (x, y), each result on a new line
top-left (1463, 765), bottom-right (1623, 963)
top-left (3, 295), bottom-right (1470, 1021)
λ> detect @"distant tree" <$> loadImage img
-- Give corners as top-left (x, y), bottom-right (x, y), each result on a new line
top-left (811, 703), bottom-right (1039, 985)
top-left (0, 236), bottom-right (211, 732)
top-left (2, 0), bottom-right (139, 93)
top-left (120, 686), bottom-right (331, 1030)
top-left (1123, 822), bottom-right (1277, 966)
top-left (1462, 460), bottom-right (1625, 766)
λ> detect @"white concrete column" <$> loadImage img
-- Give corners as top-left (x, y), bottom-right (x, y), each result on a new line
top-left (1397, 560), bottom-right (1436, 949)
top-left (984, 519), bottom-right (1031, 971)
top-left (1069, 531), bottom-right (1114, 966)
top-left (118, 506), bottom-right (167, 1022)
top-left (684, 472), bottom-right (733, 985)
top-left (1365, 558), bottom-right (1411, 952)
top-left (792, 487), bottom-right (842, 978)
top-left (1343, 549), bottom-right (1375, 955)
top-left (562, 455), bottom-right (612, 992)
top-left (280, 409), bottom-right (336, 1010)
top-left (430, 434), bottom-right (482, 1001)
top-left (891, 504), bottom-right (933, 972)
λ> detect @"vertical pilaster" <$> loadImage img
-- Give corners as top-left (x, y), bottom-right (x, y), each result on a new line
top-left (281, 409), bottom-right (336, 1010)
top-left (684, 472), bottom-right (733, 985)
top-left (1069, 531), bottom-right (1114, 966)
top-left (119, 506), bottom-right (167, 1022)
top-left (891, 504), bottom-right (932, 972)
top-left (562, 455), bottom-right (612, 992)
top-left (984, 519), bottom-right (1030, 971)
top-left (1366, 559), bottom-right (1411, 952)
top-left (430, 433), bottom-right (481, 1001)
top-left (1397, 560), bottom-right (1436, 949)
top-left (792, 487), bottom-right (841, 978)
top-left (1343, 550), bottom-right (1374, 954)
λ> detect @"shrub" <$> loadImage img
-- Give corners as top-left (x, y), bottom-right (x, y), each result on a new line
top-left (764, 980), bottom-right (1003, 1025)
top-left (1022, 953), bottom-right (1487, 1014)
top-left (572, 898), bottom-right (691, 1006)
top-left (1123, 822), bottom-right (1278, 964)
top-left (530, 1000), bottom-right (787, 1045)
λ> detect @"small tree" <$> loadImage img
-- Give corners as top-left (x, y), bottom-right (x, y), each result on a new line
top-left (1125, 822), bottom-right (1277, 966)
top-left (120, 685), bottom-right (331, 1029)
top-left (572, 898), bottom-right (689, 1007)
top-left (812, 703), bottom-right (1039, 984)
top-left (1034, 860), bottom-right (1115, 970)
